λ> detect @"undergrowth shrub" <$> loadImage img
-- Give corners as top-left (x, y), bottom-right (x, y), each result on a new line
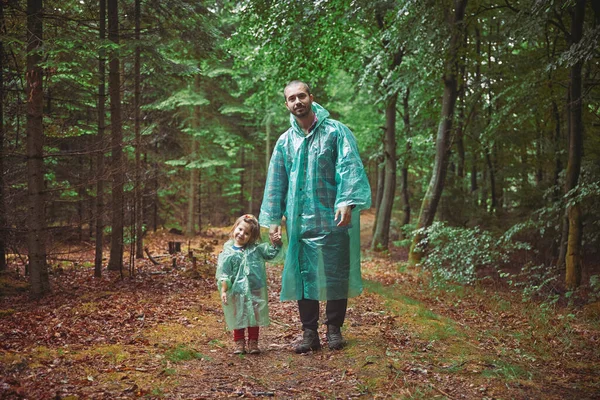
top-left (416, 222), bottom-right (530, 286)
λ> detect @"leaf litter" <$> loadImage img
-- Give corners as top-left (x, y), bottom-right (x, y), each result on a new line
top-left (0, 216), bottom-right (599, 399)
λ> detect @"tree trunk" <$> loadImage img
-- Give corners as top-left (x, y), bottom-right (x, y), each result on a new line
top-left (248, 154), bottom-right (255, 213)
top-left (470, 25), bottom-right (481, 205)
top-left (94, 0), bottom-right (106, 278)
top-left (566, 203), bottom-right (582, 288)
top-left (371, 93), bottom-right (398, 251)
top-left (371, 155), bottom-right (384, 236)
top-left (470, 158), bottom-right (477, 194)
top-left (409, 0), bottom-right (467, 265)
top-left (134, 0), bottom-right (143, 258)
top-left (0, 1), bottom-right (6, 272)
top-left (552, 100), bottom-right (562, 199)
top-left (153, 142), bottom-right (159, 232)
top-left (550, 100), bottom-right (562, 260)
top-left (107, 0), bottom-right (124, 271)
top-left (197, 169), bottom-right (202, 231)
top-left (400, 86), bottom-right (411, 234)
top-left (186, 134), bottom-right (197, 237)
top-left (26, 0), bottom-right (49, 296)
top-left (456, 30), bottom-right (467, 181)
top-left (485, 149), bottom-right (496, 212)
top-left (265, 113), bottom-right (272, 174)
top-left (239, 145), bottom-right (245, 210)
top-left (564, 0), bottom-right (585, 289)
top-left (535, 127), bottom-right (543, 185)
top-left (186, 76), bottom-right (200, 237)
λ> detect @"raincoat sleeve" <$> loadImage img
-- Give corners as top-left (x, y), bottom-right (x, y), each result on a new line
top-left (215, 248), bottom-right (235, 293)
top-left (259, 138), bottom-right (288, 227)
top-left (256, 242), bottom-right (285, 265)
top-left (334, 124), bottom-right (372, 211)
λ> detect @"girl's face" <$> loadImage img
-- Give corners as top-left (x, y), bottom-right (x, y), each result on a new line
top-left (233, 221), bottom-right (253, 247)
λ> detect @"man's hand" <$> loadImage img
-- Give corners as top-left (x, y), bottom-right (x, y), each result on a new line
top-left (221, 291), bottom-right (227, 304)
top-left (271, 231), bottom-right (283, 246)
top-left (335, 205), bottom-right (353, 227)
top-left (269, 224), bottom-right (282, 245)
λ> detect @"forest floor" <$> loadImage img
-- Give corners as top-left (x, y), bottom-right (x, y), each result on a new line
top-left (1, 211), bottom-right (599, 399)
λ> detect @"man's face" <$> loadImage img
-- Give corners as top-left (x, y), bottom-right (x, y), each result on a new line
top-left (284, 83), bottom-right (313, 118)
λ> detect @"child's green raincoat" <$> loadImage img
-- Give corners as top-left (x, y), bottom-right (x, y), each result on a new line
top-left (259, 102), bottom-right (371, 302)
top-left (216, 240), bottom-right (282, 330)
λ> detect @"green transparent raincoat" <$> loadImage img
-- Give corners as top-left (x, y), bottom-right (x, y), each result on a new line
top-left (216, 240), bottom-right (282, 330)
top-left (259, 102), bottom-right (371, 302)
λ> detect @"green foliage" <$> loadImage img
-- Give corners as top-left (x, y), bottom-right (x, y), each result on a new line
top-left (590, 275), bottom-right (600, 303)
top-left (417, 222), bottom-right (530, 286)
top-left (147, 88), bottom-right (210, 111)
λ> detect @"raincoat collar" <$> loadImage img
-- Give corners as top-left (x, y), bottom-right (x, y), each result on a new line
top-left (289, 102), bottom-right (330, 137)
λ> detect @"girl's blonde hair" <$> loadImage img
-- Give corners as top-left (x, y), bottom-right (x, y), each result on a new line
top-left (229, 214), bottom-right (261, 245)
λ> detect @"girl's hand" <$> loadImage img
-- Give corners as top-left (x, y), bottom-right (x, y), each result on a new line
top-left (221, 291), bottom-right (228, 304)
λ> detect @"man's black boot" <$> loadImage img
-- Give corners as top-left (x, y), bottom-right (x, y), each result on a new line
top-left (326, 325), bottom-right (345, 350)
top-left (295, 329), bottom-right (321, 354)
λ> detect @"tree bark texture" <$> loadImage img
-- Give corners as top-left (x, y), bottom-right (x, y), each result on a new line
top-left (371, 93), bottom-right (398, 251)
top-left (134, 0), bottom-right (143, 258)
top-left (95, 0), bottom-right (106, 278)
top-left (409, 0), bottom-right (468, 265)
top-left (372, 155), bottom-right (385, 236)
top-left (485, 149), bottom-right (497, 211)
top-left (26, 0), bottom-right (50, 296)
top-left (107, 0), bottom-right (124, 271)
top-left (186, 75), bottom-right (200, 237)
top-left (564, 0), bottom-right (585, 289)
top-left (400, 87), bottom-right (412, 233)
top-left (0, 1), bottom-right (6, 271)
top-left (566, 203), bottom-right (582, 289)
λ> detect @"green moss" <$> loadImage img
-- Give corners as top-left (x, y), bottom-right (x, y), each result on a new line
top-left (0, 273), bottom-right (30, 295)
top-left (164, 344), bottom-right (208, 363)
top-left (480, 358), bottom-right (533, 381)
top-left (0, 308), bottom-right (16, 317)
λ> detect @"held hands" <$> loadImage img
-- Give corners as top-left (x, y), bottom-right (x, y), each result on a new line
top-left (269, 224), bottom-right (283, 246)
top-left (335, 205), bottom-right (353, 227)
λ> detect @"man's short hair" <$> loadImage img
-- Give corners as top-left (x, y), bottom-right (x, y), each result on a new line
top-left (284, 80), bottom-right (311, 100)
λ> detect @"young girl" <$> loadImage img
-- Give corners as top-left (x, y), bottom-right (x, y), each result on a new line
top-left (216, 214), bottom-right (283, 354)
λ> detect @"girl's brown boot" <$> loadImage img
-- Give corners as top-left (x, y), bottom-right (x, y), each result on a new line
top-left (233, 340), bottom-right (246, 354)
top-left (247, 340), bottom-right (260, 354)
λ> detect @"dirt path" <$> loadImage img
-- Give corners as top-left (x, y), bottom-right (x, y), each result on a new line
top-left (1, 212), bottom-right (599, 399)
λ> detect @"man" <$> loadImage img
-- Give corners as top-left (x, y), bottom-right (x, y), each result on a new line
top-left (259, 80), bottom-right (371, 353)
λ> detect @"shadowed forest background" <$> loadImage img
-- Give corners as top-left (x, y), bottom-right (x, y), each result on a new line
top-left (0, 0), bottom-right (599, 398)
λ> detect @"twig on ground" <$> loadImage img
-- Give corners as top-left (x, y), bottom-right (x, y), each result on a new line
top-left (432, 384), bottom-right (454, 399)
top-left (144, 247), bottom-right (161, 265)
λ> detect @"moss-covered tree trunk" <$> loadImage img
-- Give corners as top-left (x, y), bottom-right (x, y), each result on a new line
top-left (408, 0), bottom-right (468, 265)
